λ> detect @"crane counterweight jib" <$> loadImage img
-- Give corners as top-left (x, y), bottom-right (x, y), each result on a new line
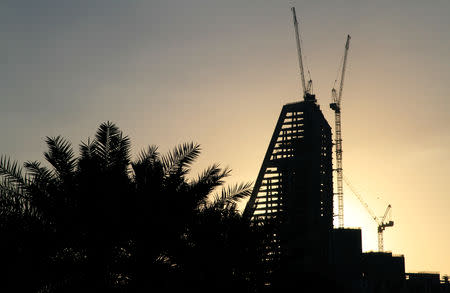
top-left (330, 102), bottom-right (339, 112)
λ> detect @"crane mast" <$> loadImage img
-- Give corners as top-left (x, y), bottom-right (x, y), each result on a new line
top-left (291, 7), bottom-right (315, 102)
top-left (331, 35), bottom-right (351, 228)
top-left (377, 205), bottom-right (394, 252)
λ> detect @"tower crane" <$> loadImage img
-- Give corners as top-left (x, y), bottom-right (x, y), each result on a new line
top-left (291, 7), bottom-right (315, 102)
top-left (331, 35), bottom-right (351, 228)
top-left (344, 177), bottom-right (394, 252)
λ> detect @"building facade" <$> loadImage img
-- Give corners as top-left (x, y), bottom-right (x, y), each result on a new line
top-left (244, 99), bottom-right (334, 288)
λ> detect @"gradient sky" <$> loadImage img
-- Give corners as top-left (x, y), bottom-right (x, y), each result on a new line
top-left (1, 0), bottom-right (449, 276)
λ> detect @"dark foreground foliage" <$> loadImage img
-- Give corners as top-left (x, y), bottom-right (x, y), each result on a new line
top-left (0, 122), bottom-right (266, 292)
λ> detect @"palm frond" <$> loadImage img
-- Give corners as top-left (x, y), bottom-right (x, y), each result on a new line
top-left (161, 142), bottom-right (201, 177)
top-left (78, 137), bottom-right (100, 174)
top-left (43, 136), bottom-right (76, 180)
top-left (23, 161), bottom-right (55, 214)
top-left (223, 181), bottom-right (253, 202)
top-left (0, 177), bottom-right (29, 215)
top-left (24, 161), bottom-right (54, 185)
top-left (134, 145), bottom-right (159, 166)
top-left (94, 121), bottom-right (119, 162)
top-left (0, 155), bottom-right (26, 190)
top-left (95, 121), bottom-right (116, 162)
top-left (190, 164), bottom-right (231, 206)
top-left (192, 164), bottom-right (230, 188)
top-left (80, 137), bottom-right (96, 160)
top-left (93, 121), bottom-right (131, 168)
top-left (131, 145), bottom-right (162, 182)
top-left (114, 131), bottom-right (132, 166)
top-left (0, 177), bottom-right (24, 200)
top-left (210, 182), bottom-right (253, 210)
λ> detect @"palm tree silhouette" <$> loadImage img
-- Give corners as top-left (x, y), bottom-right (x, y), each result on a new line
top-left (0, 121), bottom-right (266, 292)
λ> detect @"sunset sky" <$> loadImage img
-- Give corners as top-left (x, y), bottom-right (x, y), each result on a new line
top-left (1, 0), bottom-right (449, 276)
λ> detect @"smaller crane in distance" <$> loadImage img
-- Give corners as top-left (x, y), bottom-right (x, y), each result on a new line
top-left (344, 176), bottom-right (394, 252)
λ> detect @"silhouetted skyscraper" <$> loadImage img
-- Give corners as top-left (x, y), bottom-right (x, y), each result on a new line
top-left (244, 99), bottom-right (333, 287)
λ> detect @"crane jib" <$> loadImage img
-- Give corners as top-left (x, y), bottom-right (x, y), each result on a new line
top-left (291, 6), bottom-right (307, 98)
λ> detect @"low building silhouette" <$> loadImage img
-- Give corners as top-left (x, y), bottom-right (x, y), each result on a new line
top-left (405, 272), bottom-right (442, 293)
top-left (333, 228), bottom-right (363, 292)
top-left (361, 252), bottom-right (405, 293)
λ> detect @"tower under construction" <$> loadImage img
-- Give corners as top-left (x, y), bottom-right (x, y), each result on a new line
top-left (243, 98), bottom-right (334, 287)
top-left (243, 7), bottom-right (334, 287)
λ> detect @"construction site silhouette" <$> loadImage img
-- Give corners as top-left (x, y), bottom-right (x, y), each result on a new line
top-left (0, 5), bottom-right (449, 293)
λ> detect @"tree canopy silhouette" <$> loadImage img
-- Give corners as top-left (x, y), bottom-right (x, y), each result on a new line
top-left (0, 122), bottom-right (265, 292)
